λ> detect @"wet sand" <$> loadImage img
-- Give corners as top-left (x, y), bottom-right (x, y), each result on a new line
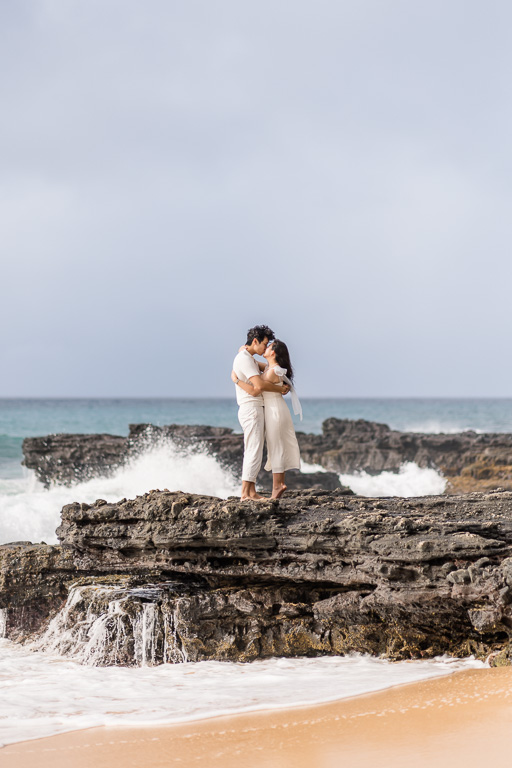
top-left (3, 666), bottom-right (512, 768)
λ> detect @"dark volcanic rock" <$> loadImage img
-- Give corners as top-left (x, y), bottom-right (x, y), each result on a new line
top-left (56, 489), bottom-right (512, 588)
top-left (257, 469), bottom-right (341, 493)
top-left (22, 433), bottom-right (129, 487)
top-left (4, 489), bottom-right (512, 664)
top-left (0, 543), bottom-right (77, 641)
top-left (37, 490), bottom-right (512, 662)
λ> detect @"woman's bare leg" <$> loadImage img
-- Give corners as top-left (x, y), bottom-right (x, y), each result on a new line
top-left (271, 472), bottom-right (287, 499)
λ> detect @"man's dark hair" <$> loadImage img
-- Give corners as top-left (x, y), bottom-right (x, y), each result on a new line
top-left (246, 325), bottom-right (275, 345)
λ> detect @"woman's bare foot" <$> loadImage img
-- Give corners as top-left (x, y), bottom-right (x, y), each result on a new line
top-left (271, 484), bottom-right (287, 499)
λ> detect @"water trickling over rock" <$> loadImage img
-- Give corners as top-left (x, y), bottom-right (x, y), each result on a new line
top-left (34, 581), bottom-right (188, 666)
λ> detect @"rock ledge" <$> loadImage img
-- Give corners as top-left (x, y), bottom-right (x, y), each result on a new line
top-left (2, 489), bottom-right (512, 665)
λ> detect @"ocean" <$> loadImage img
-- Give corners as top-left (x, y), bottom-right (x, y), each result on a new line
top-left (1, 397), bottom-right (509, 747)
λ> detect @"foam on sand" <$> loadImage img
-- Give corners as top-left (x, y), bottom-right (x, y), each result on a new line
top-left (0, 638), bottom-right (484, 747)
top-left (3, 665), bottom-right (510, 768)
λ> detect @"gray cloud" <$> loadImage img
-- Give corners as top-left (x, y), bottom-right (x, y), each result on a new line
top-left (1, 1), bottom-right (512, 396)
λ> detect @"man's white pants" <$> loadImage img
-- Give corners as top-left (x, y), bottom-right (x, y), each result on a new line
top-left (238, 403), bottom-right (265, 483)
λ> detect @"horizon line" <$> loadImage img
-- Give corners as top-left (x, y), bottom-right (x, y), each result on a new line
top-left (2, 396), bottom-right (512, 401)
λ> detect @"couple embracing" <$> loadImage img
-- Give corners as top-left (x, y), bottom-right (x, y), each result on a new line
top-left (232, 324), bottom-right (302, 501)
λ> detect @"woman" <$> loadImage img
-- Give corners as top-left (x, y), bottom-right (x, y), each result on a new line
top-left (233, 340), bottom-right (302, 499)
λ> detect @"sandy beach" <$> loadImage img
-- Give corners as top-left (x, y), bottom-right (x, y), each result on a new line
top-left (3, 666), bottom-right (512, 768)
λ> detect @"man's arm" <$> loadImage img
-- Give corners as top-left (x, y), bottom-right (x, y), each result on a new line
top-left (231, 372), bottom-right (289, 396)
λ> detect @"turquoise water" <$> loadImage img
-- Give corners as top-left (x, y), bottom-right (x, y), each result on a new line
top-left (2, 397), bottom-right (512, 480)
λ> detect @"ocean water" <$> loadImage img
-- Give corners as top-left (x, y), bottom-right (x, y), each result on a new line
top-left (0, 398), bottom-right (508, 746)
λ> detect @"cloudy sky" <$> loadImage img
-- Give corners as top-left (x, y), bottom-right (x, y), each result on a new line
top-left (2, 1), bottom-right (512, 397)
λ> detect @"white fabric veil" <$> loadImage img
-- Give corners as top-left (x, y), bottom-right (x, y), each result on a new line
top-left (273, 365), bottom-right (303, 421)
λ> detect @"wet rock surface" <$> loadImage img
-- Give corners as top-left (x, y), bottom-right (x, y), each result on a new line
top-left (22, 418), bottom-right (512, 493)
top-left (3, 489), bottom-right (512, 665)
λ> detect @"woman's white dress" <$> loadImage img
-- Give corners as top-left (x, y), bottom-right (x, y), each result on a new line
top-left (263, 367), bottom-right (301, 473)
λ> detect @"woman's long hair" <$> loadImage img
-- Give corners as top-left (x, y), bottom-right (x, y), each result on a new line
top-left (271, 340), bottom-right (294, 383)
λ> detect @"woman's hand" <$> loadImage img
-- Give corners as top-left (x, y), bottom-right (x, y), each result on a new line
top-left (231, 370), bottom-right (238, 383)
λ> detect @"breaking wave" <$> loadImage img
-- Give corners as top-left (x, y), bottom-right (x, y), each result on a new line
top-left (0, 441), bottom-right (239, 546)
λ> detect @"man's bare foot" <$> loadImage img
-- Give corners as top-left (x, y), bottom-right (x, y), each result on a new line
top-left (271, 484), bottom-right (287, 499)
top-left (241, 493), bottom-right (264, 501)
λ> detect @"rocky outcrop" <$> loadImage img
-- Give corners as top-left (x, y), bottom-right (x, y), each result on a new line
top-left (0, 543), bottom-right (76, 641)
top-left (298, 418), bottom-right (512, 493)
top-left (22, 419), bottom-right (512, 494)
top-left (22, 433), bottom-right (129, 487)
top-left (4, 489), bottom-right (512, 665)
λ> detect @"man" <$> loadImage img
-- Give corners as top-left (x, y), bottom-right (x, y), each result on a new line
top-left (232, 325), bottom-right (289, 500)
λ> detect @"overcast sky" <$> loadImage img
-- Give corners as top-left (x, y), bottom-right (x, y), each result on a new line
top-left (2, 1), bottom-right (512, 397)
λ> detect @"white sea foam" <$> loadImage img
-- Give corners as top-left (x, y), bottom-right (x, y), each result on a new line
top-left (300, 462), bottom-right (326, 473)
top-left (339, 462), bottom-right (447, 497)
top-left (0, 638), bottom-right (485, 747)
top-left (0, 442), bottom-right (239, 545)
top-left (402, 422), bottom-right (483, 435)
top-left (303, 460), bottom-right (447, 497)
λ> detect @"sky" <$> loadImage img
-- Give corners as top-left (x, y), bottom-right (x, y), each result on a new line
top-left (1, 0), bottom-right (512, 398)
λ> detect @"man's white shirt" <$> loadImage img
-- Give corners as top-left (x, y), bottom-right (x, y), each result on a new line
top-left (233, 349), bottom-right (264, 407)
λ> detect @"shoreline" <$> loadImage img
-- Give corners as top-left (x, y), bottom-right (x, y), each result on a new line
top-left (3, 666), bottom-right (512, 768)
